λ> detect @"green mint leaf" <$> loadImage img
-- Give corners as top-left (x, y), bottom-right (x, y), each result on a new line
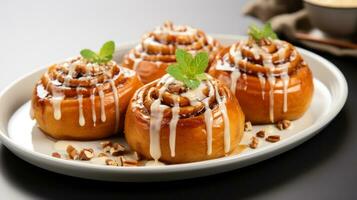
top-left (168, 49), bottom-right (210, 89)
top-left (263, 23), bottom-right (277, 39)
top-left (99, 41), bottom-right (115, 59)
top-left (248, 25), bottom-right (261, 41)
top-left (176, 49), bottom-right (193, 75)
top-left (176, 49), bottom-right (193, 65)
top-left (248, 22), bottom-right (278, 41)
top-left (80, 41), bottom-right (115, 64)
top-left (167, 64), bottom-right (186, 81)
top-left (98, 55), bottom-right (113, 64)
top-left (192, 52), bottom-right (209, 74)
top-left (183, 79), bottom-right (200, 89)
top-left (80, 49), bottom-right (98, 61)
top-left (195, 73), bottom-right (207, 81)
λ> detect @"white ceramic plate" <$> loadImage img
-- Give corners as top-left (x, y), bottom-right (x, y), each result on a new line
top-left (0, 35), bottom-right (348, 182)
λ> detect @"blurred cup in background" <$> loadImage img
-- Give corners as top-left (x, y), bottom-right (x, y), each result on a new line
top-left (304, 0), bottom-right (357, 37)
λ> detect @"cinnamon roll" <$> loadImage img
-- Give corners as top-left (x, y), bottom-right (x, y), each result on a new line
top-left (208, 29), bottom-right (314, 124)
top-left (124, 74), bottom-right (245, 164)
top-left (31, 57), bottom-right (142, 140)
top-left (122, 21), bottom-right (221, 84)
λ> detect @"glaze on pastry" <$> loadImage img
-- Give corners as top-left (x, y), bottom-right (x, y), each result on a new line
top-left (124, 50), bottom-right (244, 163)
top-left (122, 21), bottom-right (221, 84)
top-left (31, 42), bottom-right (142, 140)
top-left (208, 24), bottom-right (314, 124)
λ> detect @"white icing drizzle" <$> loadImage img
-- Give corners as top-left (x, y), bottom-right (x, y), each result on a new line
top-left (214, 83), bottom-right (230, 153)
top-left (181, 83), bottom-right (206, 101)
top-left (77, 94), bottom-right (85, 127)
top-left (149, 100), bottom-right (163, 161)
top-left (90, 88), bottom-right (97, 127)
top-left (257, 73), bottom-right (266, 100)
top-left (44, 57), bottom-right (129, 130)
top-left (146, 74), bottom-right (233, 159)
top-left (128, 22), bottom-right (219, 75)
top-left (64, 62), bottom-right (76, 86)
top-left (277, 47), bottom-right (287, 61)
top-left (214, 39), bottom-right (298, 122)
top-left (154, 23), bottom-right (198, 37)
top-left (169, 98), bottom-right (179, 157)
top-left (110, 80), bottom-right (120, 133)
top-left (230, 43), bottom-right (243, 63)
top-left (214, 59), bottom-right (235, 72)
top-left (230, 70), bottom-right (241, 95)
top-left (281, 72), bottom-right (290, 113)
top-left (267, 74), bottom-right (276, 122)
top-left (129, 48), bottom-right (142, 71)
top-left (250, 44), bottom-right (261, 60)
top-left (149, 76), bottom-right (173, 162)
top-left (204, 80), bottom-right (215, 155)
top-left (145, 160), bottom-right (166, 166)
top-left (98, 87), bottom-right (106, 122)
top-left (51, 93), bottom-right (64, 120)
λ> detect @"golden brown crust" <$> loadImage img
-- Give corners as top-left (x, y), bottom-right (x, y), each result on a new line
top-left (122, 21), bottom-right (221, 84)
top-left (124, 76), bottom-right (245, 163)
top-left (208, 39), bottom-right (314, 124)
top-left (31, 58), bottom-right (143, 140)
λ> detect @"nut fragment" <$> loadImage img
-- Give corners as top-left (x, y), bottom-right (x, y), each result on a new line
top-left (123, 162), bottom-right (139, 167)
top-left (100, 141), bottom-right (112, 149)
top-left (276, 120), bottom-right (291, 130)
top-left (105, 159), bottom-right (119, 166)
top-left (66, 145), bottom-right (78, 160)
top-left (122, 154), bottom-right (139, 165)
top-left (78, 149), bottom-right (94, 161)
top-left (249, 136), bottom-right (259, 149)
top-left (244, 121), bottom-right (253, 132)
top-left (110, 143), bottom-right (126, 156)
top-left (97, 152), bottom-right (108, 157)
top-left (52, 152), bottom-right (61, 158)
top-left (86, 148), bottom-right (94, 153)
top-left (110, 147), bottom-right (124, 156)
top-left (103, 146), bottom-right (111, 153)
top-left (266, 135), bottom-right (280, 143)
top-left (116, 157), bottom-right (123, 166)
top-left (256, 130), bottom-right (265, 138)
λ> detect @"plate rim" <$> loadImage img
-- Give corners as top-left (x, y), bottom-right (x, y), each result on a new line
top-left (0, 34), bottom-right (349, 180)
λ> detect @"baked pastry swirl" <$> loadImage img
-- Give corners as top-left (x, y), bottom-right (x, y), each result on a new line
top-left (122, 21), bottom-right (221, 84)
top-left (124, 74), bottom-right (245, 163)
top-left (31, 56), bottom-right (142, 140)
top-left (209, 36), bottom-right (314, 124)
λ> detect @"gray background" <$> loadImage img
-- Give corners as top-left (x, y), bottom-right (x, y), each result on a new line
top-left (0, 0), bottom-right (356, 199)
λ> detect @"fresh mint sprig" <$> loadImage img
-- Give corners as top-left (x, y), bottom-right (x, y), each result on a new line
top-left (248, 23), bottom-right (278, 41)
top-left (167, 49), bottom-right (209, 89)
top-left (80, 41), bottom-right (115, 64)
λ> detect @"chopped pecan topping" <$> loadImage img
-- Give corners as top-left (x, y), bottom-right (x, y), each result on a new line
top-left (78, 149), bottom-right (94, 160)
top-left (276, 120), bottom-right (291, 130)
top-left (51, 152), bottom-right (61, 158)
top-left (97, 152), bottom-right (108, 157)
top-left (249, 136), bottom-right (259, 149)
top-left (105, 159), bottom-right (119, 166)
top-left (256, 130), bottom-right (265, 138)
top-left (266, 135), bottom-right (280, 143)
top-left (100, 141), bottom-right (112, 148)
top-left (110, 143), bottom-right (126, 156)
top-left (244, 121), bottom-right (253, 132)
top-left (66, 145), bottom-right (78, 160)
